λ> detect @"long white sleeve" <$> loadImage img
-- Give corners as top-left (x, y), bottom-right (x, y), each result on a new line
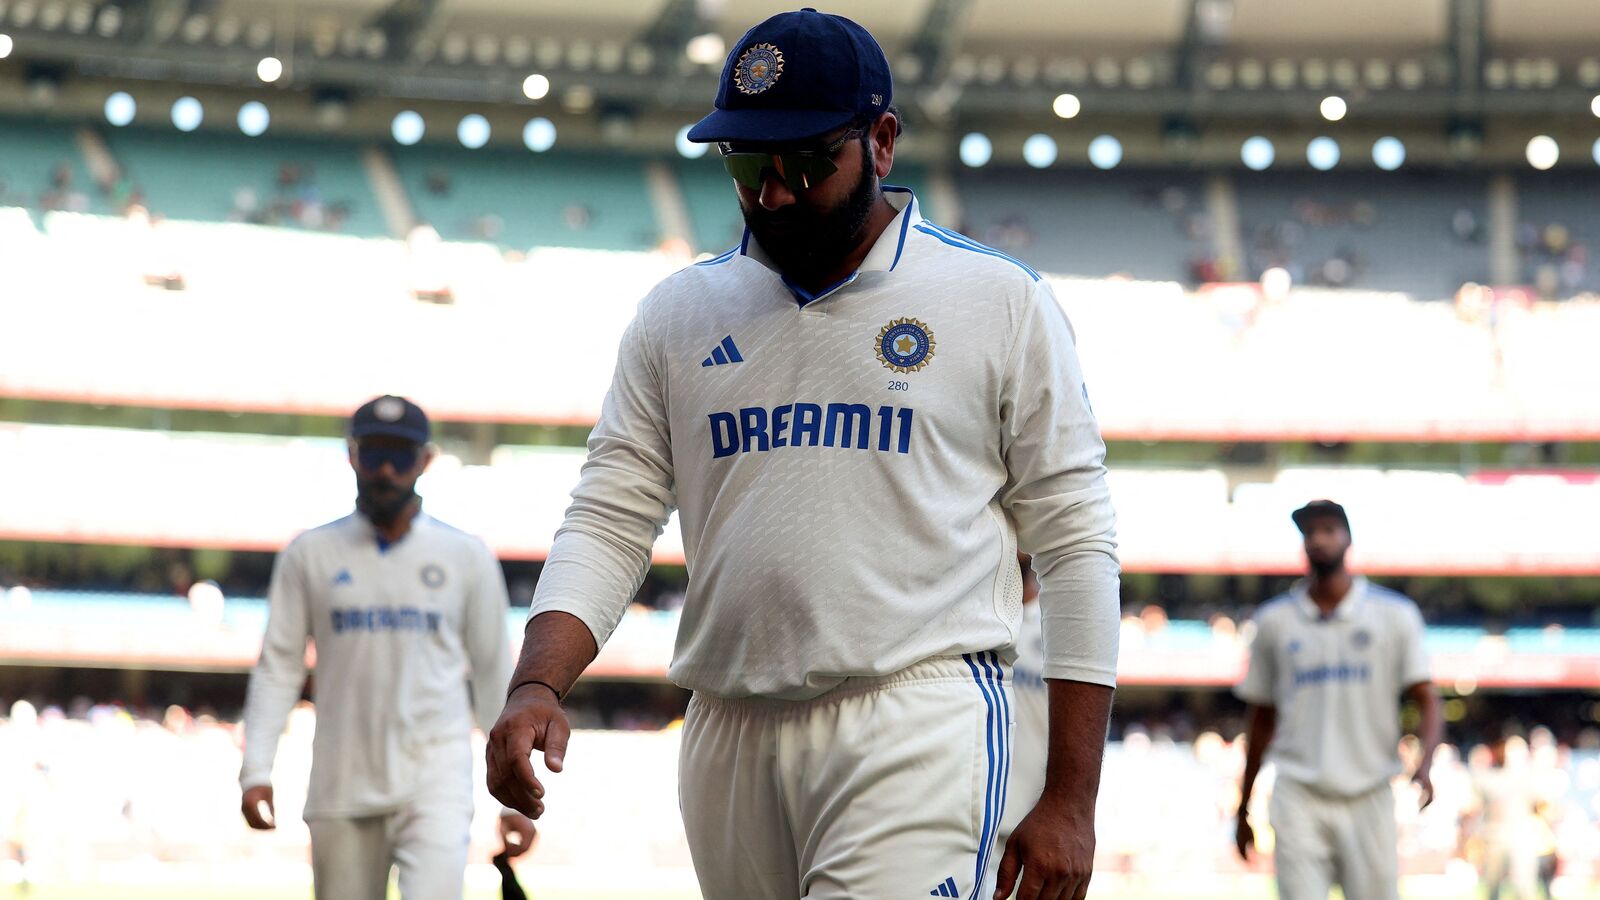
top-left (999, 279), bottom-right (1121, 687)
top-left (527, 307), bottom-right (677, 649)
top-left (463, 540), bottom-right (514, 735)
top-left (240, 540), bottom-right (311, 790)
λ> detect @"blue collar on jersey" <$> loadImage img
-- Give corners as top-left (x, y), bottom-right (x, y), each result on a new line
top-left (1293, 576), bottom-right (1368, 622)
top-left (739, 185), bottom-right (920, 308)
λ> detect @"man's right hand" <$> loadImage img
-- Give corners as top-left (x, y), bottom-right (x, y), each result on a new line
top-left (1234, 810), bottom-right (1254, 861)
top-left (241, 784), bottom-right (276, 830)
top-left (487, 683), bottom-right (570, 819)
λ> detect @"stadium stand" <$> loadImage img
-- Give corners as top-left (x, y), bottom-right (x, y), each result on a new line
top-left (1516, 170), bottom-right (1600, 295)
top-left (0, 118), bottom-right (101, 216)
top-left (955, 169), bottom-right (1209, 283)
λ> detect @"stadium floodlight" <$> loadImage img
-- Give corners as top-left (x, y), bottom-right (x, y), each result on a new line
top-left (1372, 136), bottom-right (1405, 170)
top-left (237, 101), bottom-right (269, 137)
top-left (457, 114), bottom-right (491, 149)
top-left (1320, 95), bottom-right (1347, 122)
top-left (1526, 135), bottom-right (1559, 170)
top-left (1591, 94), bottom-right (1600, 118)
top-left (391, 110), bottom-right (425, 145)
top-left (685, 33), bottom-right (725, 66)
top-left (958, 132), bottom-right (992, 168)
top-left (0, 34), bottom-right (12, 59)
top-left (104, 91), bottom-right (136, 126)
top-left (522, 73), bottom-right (550, 101)
top-left (256, 56), bottom-right (282, 83)
top-left (171, 96), bottom-right (203, 132)
top-left (1088, 134), bottom-right (1122, 169)
top-left (1241, 136), bottom-right (1275, 170)
top-left (1307, 136), bottom-right (1340, 170)
top-left (1052, 92), bottom-right (1081, 119)
top-left (523, 117), bottom-right (556, 152)
top-left (1593, 137), bottom-right (1600, 166)
top-left (1022, 134), bottom-right (1057, 168)
top-left (675, 125), bottom-right (707, 159)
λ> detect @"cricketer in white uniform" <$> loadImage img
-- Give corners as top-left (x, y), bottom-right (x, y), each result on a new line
top-left (486, 11), bottom-right (1120, 900)
top-left (241, 396), bottom-right (533, 900)
top-left (1234, 500), bottom-right (1442, 900)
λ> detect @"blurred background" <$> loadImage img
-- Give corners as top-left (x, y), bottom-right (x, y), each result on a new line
top-left (2, 0), bottom-right (1599, 897)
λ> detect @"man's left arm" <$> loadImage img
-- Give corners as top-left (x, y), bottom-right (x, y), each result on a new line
top-left (995, 278), bottom-right (1120, 900)
top-left (463, 540), bottom-right (536, 856)
top-left (1400, 603), bottom-right (1441, 809)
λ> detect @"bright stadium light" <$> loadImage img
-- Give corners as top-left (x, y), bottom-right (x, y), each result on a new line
top-left (0, 34), bottom-right (13, 58)
top-left (1052, 92), bottom-right (1081, 119)
top-left (675, 125), bottom-right (707, 159)
top-left (1594, 137), bottom-right (1600, 166)
top-left (685, 33), bottom-right (725, 66)
top-left (1241, 136), bottom-right (1275, 170)
top-left (256, 56), bottom-right (282, 83)
top-left (391, 110), bottom-right (425, 145)
top-left (171, 96), bottom-right (203, 132)
top-left (1526, 135), bottom-right (1559, 170)
top-left (1022, 133), bottom-right (1057, 168)
top-left (104, 91), bottom-right (136, 126)
top-left (959, 132), bottom-right (992, 167)
top-left (1591, 94), bottom-right (1600, 118)
top-left (1319, 95), bottom-right (1347, 121)
top-left (1088, 134), bottom-right (1122, 169)
top-left (1372, 136), bottom-right (1405, 170)
top-left (1307, 136), bottom-right (1340, 170)
top-left (457, 114), bottom-right (490, 149)
top-left (522, 73), bottom-right (550, 100)
top-left (237, 100), bottom-right (269, 136)
top-left (523, 117), bottom-right (556, 152)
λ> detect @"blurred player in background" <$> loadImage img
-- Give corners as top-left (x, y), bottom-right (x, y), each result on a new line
top-left (1469, 731), bottom-right (1542, 900)
top-left (487, 9), bottom-right (1120, 900)
top-left (1234, 499), bottom-right (1443, 900)
top-left (241, 395), bottom-right (533, 900)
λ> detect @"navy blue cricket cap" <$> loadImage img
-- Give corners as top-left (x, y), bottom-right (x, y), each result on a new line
top-left (349, 395), bottom-right (430, 444)
top-left (686, 8), bottom-right (892, 144)
top-left (1291, 499), bottom-right (1351, 536)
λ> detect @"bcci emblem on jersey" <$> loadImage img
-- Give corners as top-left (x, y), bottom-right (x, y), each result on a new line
top-left (733, 43), bottom-right (783, 94)
top-left (876, 318), bottom-right (936, 373)
top-left (420, 564), bottom-right (446, 589)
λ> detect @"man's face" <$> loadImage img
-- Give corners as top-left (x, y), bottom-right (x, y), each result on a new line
top-left (730, 118), bottom-right (889, 280)
top-left (1301, 517), bottom-right (1351, 576)
top-left (349, 435), bottom-right (430, 526)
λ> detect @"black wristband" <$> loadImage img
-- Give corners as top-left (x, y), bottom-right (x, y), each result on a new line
top-left (506, 678), bottom-right (563, 702)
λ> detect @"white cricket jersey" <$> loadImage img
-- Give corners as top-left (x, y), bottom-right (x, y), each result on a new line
top-left (530, 188), bottom-right (1121, 700)
top-left (1235, 577), bottom-right (1431, 797)
top-left (1001, 599), bottom-right (1049, 839)
top-left (241, 512), bottom-right (513, 819)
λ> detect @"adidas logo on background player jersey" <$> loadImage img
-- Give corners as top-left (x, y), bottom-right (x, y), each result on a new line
top-left (930, 875), bottom-right (959, 897)
top-left (701, 335), bottom-right (744, 367)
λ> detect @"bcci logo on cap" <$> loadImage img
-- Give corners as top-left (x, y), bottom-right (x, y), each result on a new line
top-left (876, 318), bottom-right (936, 373)
top-left (734, 43), bottom-right (784, 94)
top-left (375, 397), bottom-right (406, 422)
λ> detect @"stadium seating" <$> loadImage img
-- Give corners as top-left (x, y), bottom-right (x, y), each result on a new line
top-left (392, 146), bottom-right (660, 251)
top-left (0, 117), bottom-right (102, 217)
top-left (1517, 171), bottom-right (1600, 295)
top-left (101, 128), bottom-right (388, 236)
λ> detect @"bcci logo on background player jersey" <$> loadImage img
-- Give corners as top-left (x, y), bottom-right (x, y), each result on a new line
top-left (876, 318), bottom-right (935, 373)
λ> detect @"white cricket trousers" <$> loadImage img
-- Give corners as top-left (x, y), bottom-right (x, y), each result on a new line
top-left (1269, 776), bottom-right (1400, 900)
top-left (678, 653), bottom-right (1014, 900)
top-left (304, 739), bottom-right (475, 900)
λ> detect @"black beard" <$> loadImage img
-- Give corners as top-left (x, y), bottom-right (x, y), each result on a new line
top-left (1308, 554), bottom-right (1345, 578)
top-left (356, 479), bottom-right (417, 527)
top-left (742, 160), bottom-right (879, 284)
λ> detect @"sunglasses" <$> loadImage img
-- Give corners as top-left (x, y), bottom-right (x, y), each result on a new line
top-left (357, 445), bottom-right (420, 473)
top-left (719, 127), bottom-right (865, 192)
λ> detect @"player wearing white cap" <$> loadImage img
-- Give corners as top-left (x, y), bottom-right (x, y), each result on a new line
top-left (1234, 500), bottom-right (1443, 900)
top-left (487, 10), bottom-right (1121, 900)
top-left (241, 395), bottom-right (534, 900)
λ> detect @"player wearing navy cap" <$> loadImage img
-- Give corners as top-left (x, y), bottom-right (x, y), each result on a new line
top-left (1234, 500), bottom-right (1444, 900)
top-left (242, 395), bottom-right (534, 900)
top-left (488, 10), bottom-right (1121, 900)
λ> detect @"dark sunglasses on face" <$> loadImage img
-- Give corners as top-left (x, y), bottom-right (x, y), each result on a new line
top-left (719, 127), bottom-right (866, 192)
top-left (357, 445), bottom-right (420, 473)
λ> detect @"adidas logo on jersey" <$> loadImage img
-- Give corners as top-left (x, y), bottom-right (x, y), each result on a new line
top-left (332, 569), bottom-right (353, 586)
top-left (701, 335), bottom-right (744, 367)
top-left (930, 876), bottom-right (959, 897)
